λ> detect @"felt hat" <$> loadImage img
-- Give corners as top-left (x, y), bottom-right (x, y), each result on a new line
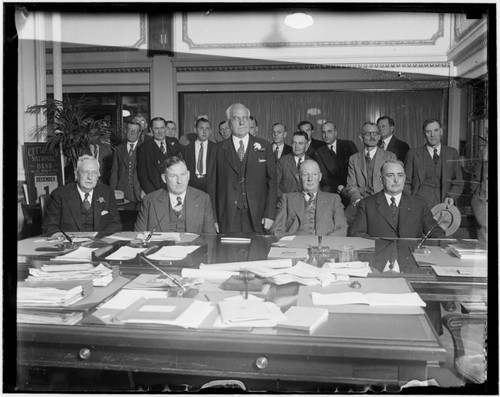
top-left (431, 203), bottom-right (461, 236)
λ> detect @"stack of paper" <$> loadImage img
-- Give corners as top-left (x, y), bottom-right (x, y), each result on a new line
top-left (18, 284), bottom-right (84, 307)
top-left (17, 310), bottom-right (83, 325)
top-left (105, 246), bottom-right (146, 260)
top-left (27, 263), bottom-right (117, 286)
top-left (277, 306), bottom-right (328, 333)
top-left (146, 246), bottom-right (200, 261)
top-left (51, 247), bottom-right (99, 262)
top-left (322, 261), bottom-right (371, 277)
top-left (136, 232), bottom-right (181, 242)
top-left (311, 291), bottom-right (426, 307)
top-left (448, 244), bottom-right (487, 260)
top-left (267, 247), bottom-right (309, 260)
top-left (217, 299), bottom-right (286, 328)
top-left (123, 274), bottom-right (202, 290)
top-left (243, 261), bottom-right (348, 286)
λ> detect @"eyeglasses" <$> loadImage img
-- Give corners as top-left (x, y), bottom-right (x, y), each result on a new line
top-left (79, 170), bottom-right (100, 178)
top-left (362, 131), bottom-right (381, 137)
top-left (230, 116), bottom-right (250, 124)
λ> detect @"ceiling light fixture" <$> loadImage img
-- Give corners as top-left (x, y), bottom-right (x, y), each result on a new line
top-left (284, 12), bottom-right (313, 29)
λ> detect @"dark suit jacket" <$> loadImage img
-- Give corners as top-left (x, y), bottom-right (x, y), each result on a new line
top-left (136, 138), bottom-right (182, 194)
top-left (134, 186), bottom-right (216, 234)
top-left (313, 139), bottom-right (358, 193)
top-left (350, 191), bottom-right (445, 238)
top-left (344, 148), bottom-right (396, 204)
top-left (384, 135), bottom-right (410, 162)
top-left (404, 145), bottom-right (464, 203)
top-left (277, 154), bottom-right (311, 196)
top-left (305, 138), bottom-right (326, 157)
top-left (109, 141), bottom-right (143, 202)
top-left (208, 135), bottom-right (277, 233)
top-left (274, 143), bottom-right (292, 160)
top-left (83, 141), bottom-right (113, 185)
top-left (182, 140), bottom-right (216, 193)
top-left (271, 191), bottom-right (347, 236)
top-left (42, 182), bottom-right (122, 236)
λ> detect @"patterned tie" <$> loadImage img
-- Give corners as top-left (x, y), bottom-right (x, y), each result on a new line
top-left (379, 140), bottom-right (385, 149)
top-left (433, 148), bottom-right (439, 164)
top-left (365, 152), bottom-right (371, 164)
top-left (273, 145), bottom-right (279, 161)
top-left (83, 193), bottom-right (91, 211)
top-left (129, 143), bottom-right (134, 155)
top-left (390, 197), bottom-right (398, 226)
top-left (174, 196), bottom-right (183, 218)
top-left (237, 140), bottom-right (245, 161)
top-left (306, 192), bottom-right (315, 207)
top-left (297, 157), bottom-right (302, 171)
top-left (160, 142), bottom-right (166, 155)
top-left (197, 142), bottom-right (204, 175)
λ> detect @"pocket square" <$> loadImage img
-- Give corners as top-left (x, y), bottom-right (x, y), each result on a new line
top-left (258, 159), bottom-right (266, 163)
top-left (101, 210), bottom-right (109, 216)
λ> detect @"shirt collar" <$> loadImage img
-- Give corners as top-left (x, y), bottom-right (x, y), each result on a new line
top-left (382, 135), bottom-right (393, 147)
top-left (427, 143), bottom-right (441, 156)
top-left (168, 191), bottom-right (187, 208)
top-left (303, 191), bottom-right (316, 200)
top-left (384, 192), bottom-right (402, 206)
top-left (232, 134), bottom-right (250, 151)
top-left (329, 140), bottom-right (337, 151)
top-left (76, 185), bottom-right (94, 202)
top-left (155, 138), bottom-right (166, 148)
top-left (365, 147), bottom-right (377, 158)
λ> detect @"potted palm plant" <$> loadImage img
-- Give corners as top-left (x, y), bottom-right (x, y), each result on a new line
top-left (26, 96), bottom-right (117, 183)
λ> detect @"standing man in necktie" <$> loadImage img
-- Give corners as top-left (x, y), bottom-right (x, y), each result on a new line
top-left (271, 159), bottom-right (347, 236)
top-left (42, 155), bottom-right (122, 236)
top-left (270, 123), bottom-right (292, 161)
top-left (137, 116), bottom-right (182, 194)
top-left (182, 117), bottom-right (215, 193)
top-left (110, 119), bottom-right (145, 202)
top-left (276, 131), bottom-right (311, 196)
top-left (208, 103), bottom-right (277, 234)
top-left (134, 156), bottom-right (216, 233)
top-left (297, 120), bottom-right (327, 157)
top-left (376, 116), bottom-right (410, 162)
top-left (313, 121), bottom-right (358, 206)
top-left (351, 159), bottom-right (444, 238)
top-left (404, 119), bottom-right (463, 209)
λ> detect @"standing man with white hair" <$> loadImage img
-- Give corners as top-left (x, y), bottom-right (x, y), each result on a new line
top-left (208, 103), bottom-right (277, 234)
top-left (42, 155), bottom-right (122, 236)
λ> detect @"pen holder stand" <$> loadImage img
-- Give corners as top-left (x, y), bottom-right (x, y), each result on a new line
top-left (307, 246), bottom-right (330, 267)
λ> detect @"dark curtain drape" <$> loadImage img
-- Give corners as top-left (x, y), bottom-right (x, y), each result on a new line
top-left (180, 89), bottom-right (447, 150)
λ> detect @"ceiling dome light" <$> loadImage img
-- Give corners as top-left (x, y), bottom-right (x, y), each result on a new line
top-left (284, 12), bottom-right (313, 29)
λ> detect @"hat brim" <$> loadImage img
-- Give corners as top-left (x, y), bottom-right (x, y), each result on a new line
top-left (431, 203), bottom-right (461, 236)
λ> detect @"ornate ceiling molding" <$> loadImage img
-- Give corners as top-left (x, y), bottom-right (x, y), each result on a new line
top-left (452, 39), bottom-right (487, 66)
top-left (182, 13), bottom-right (444, 49)
top-left (45, 14), bottom-right (146, 54)
top-left (46, 67), bottom-right (150, 74)
top-left (176, 62), bottom-right (450, 73)
top-left (454, 17), bottom-right (483, 42)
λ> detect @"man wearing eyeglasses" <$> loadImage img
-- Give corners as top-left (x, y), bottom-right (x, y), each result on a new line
top-left (208, 103), bottom-right (277, 234)
top-left (42, 155), bottom-right (122, 236)
top-left (343, 122), bottom-right (396, 224)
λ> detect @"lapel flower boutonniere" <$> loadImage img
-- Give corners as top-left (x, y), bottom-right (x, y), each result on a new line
top-left (253, 142), bottom-right (265, 152)
top-left (97, 197), bottom-right (105, 204)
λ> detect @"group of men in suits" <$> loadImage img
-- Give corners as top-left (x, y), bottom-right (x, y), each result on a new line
top-left (42, 103), bottom-right (465, 242)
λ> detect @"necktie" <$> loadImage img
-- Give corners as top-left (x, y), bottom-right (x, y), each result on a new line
top-left (297, 157), bottom-right (302, 170)
top-left (379, 140), bottom-right (385, 149)
top-left (83, 193), bottom-right (91, 211)
top-left (330, 145), bottom-right (336, 155)
top-left (174, 196), bottom-right (183, 218)
top-left (197, 142), bottom-right (204, 175)
top-left (129, 143), bottom-right (134, 155)
top-left (237, 140), bottom-right (245, 161)
top-left (365, 152), bottom-right (371, 164)
top-left (274, 145), bottom-right (279, 161)
top-left (433, 148), bottom-right (439, 164)
top-left (160, 142), bottom-right (166, 155)
top-left (306, 192), bottom-right (314, 207)
top-left (390, 197), bottom-right (398, 226)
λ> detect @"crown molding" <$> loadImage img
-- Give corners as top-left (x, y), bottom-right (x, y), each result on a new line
top-left (176, 62), bottom-right (450, 73)
top-left (452, 38), bottom-right (487, 66)
top-left (46, 67), bottom-right (150, 74)
top-left (454, 17), bottom-right (484, 42)
top-left (182, 13), bottom-right (444, 49)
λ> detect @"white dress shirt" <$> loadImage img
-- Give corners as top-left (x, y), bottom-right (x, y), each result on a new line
top-left (232, 134), bottom-right (249, 154)
top-left (384, 192), bottom-right (402, 207)
top-left (426, 143), bottom-right (441, 157)
top-left (77, 186), bottom-right (94, 203)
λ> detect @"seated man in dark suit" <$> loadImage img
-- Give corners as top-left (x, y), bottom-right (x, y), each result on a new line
top-left (350, 159), bottom-right (445, 238)
top-left (376, 116), bottom-right (410, 162)
top-left (271, 159), bottom-right (347, 236)
top-left (42, 155), bottom-right (122, 236)
top-left (134, 156), bottom-right (216, 234)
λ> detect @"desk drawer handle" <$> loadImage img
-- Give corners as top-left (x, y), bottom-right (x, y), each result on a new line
top-left (255, 356), bottom-right (268, 369)
top-left (79, 348), bottom-right (91, 360)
